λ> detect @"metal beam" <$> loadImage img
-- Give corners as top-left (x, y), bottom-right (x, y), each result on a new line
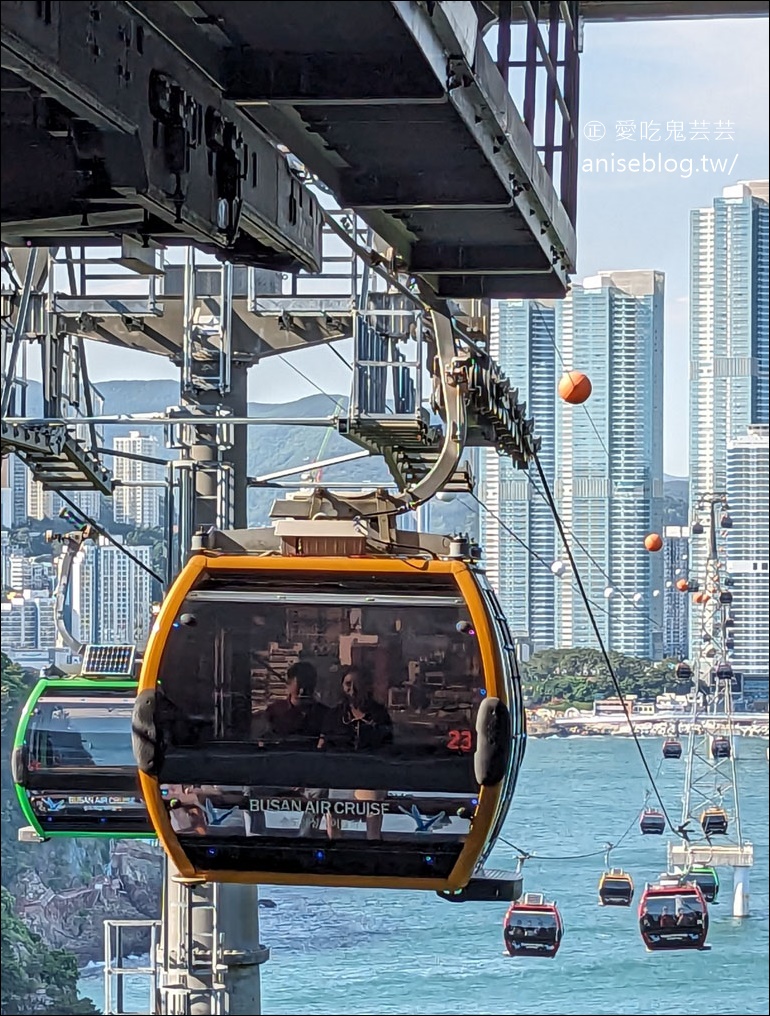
top-left (0, 124), bottom-right (153, 242)
top-left (479, 0), bottom-right (769, 22)
top-left (250, 449), bottom-right (371, 485)
top-left (4, 415), bottom-right (338, 426)
top-left (410, 242), bottom-right (557, 274)
top-left (1, 0), bottom-right (322, 272)
top-left (423, 272), bottom-right (567, 299)
top-left (0, 420), bottom-right (66, 456)
top-left (225, 51), bottom-right (446, 105)
top-left (337, 169), bottom-right (511, 209)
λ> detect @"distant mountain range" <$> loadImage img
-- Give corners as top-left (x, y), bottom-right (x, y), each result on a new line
top-left (17, 380), bottom-right (479, 534)
top-left (17, 379), bottom-right (689, 530)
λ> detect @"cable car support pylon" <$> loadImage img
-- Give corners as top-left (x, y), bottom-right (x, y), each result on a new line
top-left (667, 493), bottom-right (753, 918)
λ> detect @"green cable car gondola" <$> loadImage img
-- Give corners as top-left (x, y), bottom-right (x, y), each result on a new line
top-left (689, 866), bottom-right (720, 904)
top-left (132, 539), bottom-right (527, 893)
top-left (12, 677), bottom-right (152, 840)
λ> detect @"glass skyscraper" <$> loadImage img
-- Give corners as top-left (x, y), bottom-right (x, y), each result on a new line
top-left (688, 181), bottom-right (769, 590)
top-left (663, 525), bottom-right (690, 660)
top-left (555, 271), bottom-right (665, 659)
top-left (484, 272), bottom-right (665, 660)
top-left (726, 425), bottom-right (769, 705)
top-left (482, 299), bottom-right (557, 652)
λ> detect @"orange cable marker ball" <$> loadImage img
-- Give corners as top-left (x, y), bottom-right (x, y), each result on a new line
top-left (558, 371), bottom-right (592, 405)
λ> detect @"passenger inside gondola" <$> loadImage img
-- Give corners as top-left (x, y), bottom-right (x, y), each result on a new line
top-left (320, 668), bottom-right (393, 841)
top-left (659, 906), bottom-right (675, 927)
top-left (641, 895), bottom-right (705, 943)
top-left (253, 661), bottom-right (328, 744)
top-left (504, 912), bottom-right (559, 952)
top-left (677, 907), bottom-right (698, 927)
top-left (318, 668), bottom-right (393, 753)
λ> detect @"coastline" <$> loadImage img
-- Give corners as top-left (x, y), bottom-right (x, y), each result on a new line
top-left (527, 716), bottom-right (770, 739)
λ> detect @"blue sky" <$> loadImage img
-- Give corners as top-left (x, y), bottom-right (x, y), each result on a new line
top-left (78, 16), bottom-right (769, 477)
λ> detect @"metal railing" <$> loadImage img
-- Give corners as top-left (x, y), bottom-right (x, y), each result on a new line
top-left (491, 0), bottom-right (581, 223)
top-left (103, 919), bottom-right (161, 1015)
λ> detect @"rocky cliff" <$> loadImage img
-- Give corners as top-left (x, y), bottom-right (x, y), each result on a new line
top-left (14, 840), bottom-right (163, 965)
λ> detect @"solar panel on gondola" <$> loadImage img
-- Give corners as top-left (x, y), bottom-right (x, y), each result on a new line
top-left (133, 544), bottom-right (526, 892)
top-left (81, 645), bottom-right (136, 677)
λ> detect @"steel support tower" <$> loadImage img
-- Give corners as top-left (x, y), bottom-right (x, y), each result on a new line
top-left (668, 493), bottom-right (754, 918)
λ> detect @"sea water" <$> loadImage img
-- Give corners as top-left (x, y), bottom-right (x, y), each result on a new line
top-left (79, 736), bottom-right (770, 1015)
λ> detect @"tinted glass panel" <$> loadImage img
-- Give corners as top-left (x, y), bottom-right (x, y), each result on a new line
top-left (603, 879), bottom-right (632, 891)
top-left (155, 591), bottom-right (490, 869)
top-left (641, 894), bottom-right (705, 922)
top-left (513, 912), bottom-right (557, 927)
top-left (157, 597), bottom-right (484, 791)
top-left (26, 691), bottom-right (136, 771)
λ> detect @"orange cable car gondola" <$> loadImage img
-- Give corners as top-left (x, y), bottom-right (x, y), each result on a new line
top-left (503, 893), bottom-right (564, 957)
top-left (598, 868), bottom-right (634, 907)
top-left (133, 527), bottom-right (526, 894)
top-left (638, 882), bottom-right (709, 951)
top-left (700, 807), bottom-right (728, 837)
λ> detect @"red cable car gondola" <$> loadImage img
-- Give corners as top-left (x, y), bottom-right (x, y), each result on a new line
top-left (638, 882), bottom-right (709, 951)
top-left (662, 739), bottom-right (682, 760)
top-left (503, 893), bottom-right (564, 958)
top-left (711, 736), bottom-right (731, 760)
top-left (639, 809), bottom-right (666, 835)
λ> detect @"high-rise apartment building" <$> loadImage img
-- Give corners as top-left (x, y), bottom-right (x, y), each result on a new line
top-left (726, 425), bottom-right (769, 705)
top-left (555, 270), bottom-right (665, 659)
top-left (662, 525), bottom-right (690, 659)
top-left (26, 474), bottom-right (101, 522)
top-left (0, 591), bottom-right (57, 652)
top-left (483, 299), bottom-right (557, 651)
top-left (113, 432), bottom-right (164, 529)
top-left (70, 538), bottom-right (153, 648)
top-left (1, 453), bottom-right (29, 527)
top-left (689, 180), bottom-right (769, 588)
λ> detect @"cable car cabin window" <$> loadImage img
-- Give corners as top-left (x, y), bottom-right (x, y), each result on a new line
top-left (19, 689), bottom-right (147, 835)
top-left (26, 694), bottom-right (136, 774)
top-left (475, 580), bottom-right (523, 868)
top-left (640, 896), bottom-right (705, 930)
top-left (153, 592), bottom-right (488, 875)
top-left (508, 911), bottom-right (559, 932)
top-left (602, 878), bottom-right (632, 893)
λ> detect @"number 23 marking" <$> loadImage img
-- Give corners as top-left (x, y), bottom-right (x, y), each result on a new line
top-left (447, 729), bottom-right (473, 751)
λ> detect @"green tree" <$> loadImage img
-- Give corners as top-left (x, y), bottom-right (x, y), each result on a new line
top-left (522, 647), bottom-right (686, 708)
top-left (0, 887), bottom-right (98, 1015)
top-left (1, 656), bottom-right (101, 1014)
